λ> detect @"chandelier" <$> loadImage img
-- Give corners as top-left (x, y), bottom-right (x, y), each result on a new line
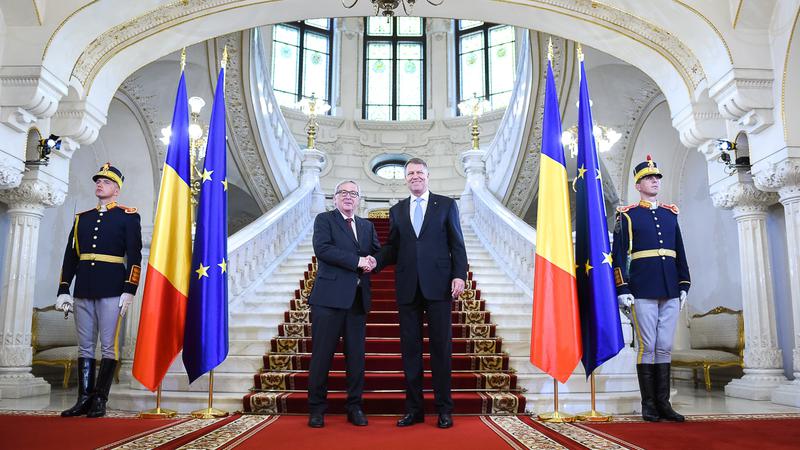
top-left (342, 0), bottom-right (443, 17)
top-left (561, 125), bottom-right (622, 158)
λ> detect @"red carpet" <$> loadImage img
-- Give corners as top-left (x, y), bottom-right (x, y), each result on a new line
top-left (579, 414), bottom-right (800, 450)
top-left (243, 218), bottom-right (526, 414)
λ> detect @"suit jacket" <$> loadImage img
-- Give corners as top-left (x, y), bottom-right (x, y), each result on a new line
top-left (308, 209), bottom-right (381, 312)
top-left (379, 192), bottom-right (468, 304)
top-left (58, 202), bottom-right (142, 299)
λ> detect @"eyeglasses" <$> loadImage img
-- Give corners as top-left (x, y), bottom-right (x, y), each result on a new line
top-left (335, 190), bottom-right (360, 198)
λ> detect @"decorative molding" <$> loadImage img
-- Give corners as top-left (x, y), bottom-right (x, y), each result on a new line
top-left (0, 161), bottom-right (24, 189)
top-left (708, 68), bottom-right (775, 134)
top-left (0, 179), bottom-right (67, 209)
top-left (711, 182), bottom-right (777, 211)
top-left (0, 66), bottom-right (68, 126)
top-left (752, 158), bottom-right (800, 196)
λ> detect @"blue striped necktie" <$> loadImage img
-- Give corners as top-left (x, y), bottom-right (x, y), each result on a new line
top-left (413, 197), bottom-right (424, 237)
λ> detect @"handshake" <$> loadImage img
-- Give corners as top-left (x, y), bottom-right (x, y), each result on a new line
top-left (358, 255), bottom-right (377, 273)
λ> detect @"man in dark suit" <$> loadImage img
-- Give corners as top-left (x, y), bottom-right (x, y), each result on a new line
top-left (378, 157), bottom-right (468, 429)
top-left (307, 180), bottom-right (380, 428)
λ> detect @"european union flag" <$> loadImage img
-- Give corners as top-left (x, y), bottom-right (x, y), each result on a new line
top-left (574, 57), bottom-right (624, 376)
top-left (183, 65), bottom-right (229, 383)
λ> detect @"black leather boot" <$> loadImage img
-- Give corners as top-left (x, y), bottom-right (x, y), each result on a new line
top-left (636, 364), bottom-right (660, 422)
top-left (61, 358), bottom-right (96, 417)
top-left (654, 363), bottom-right (685, 422)
top-left (86, 358), bottom-right (117, 418)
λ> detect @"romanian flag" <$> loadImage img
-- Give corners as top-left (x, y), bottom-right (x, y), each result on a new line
top-left (530, 60), bottom-right (582, 383)
top-left (132, 72), bottom-right (192, 391)
top-left (183, 63), bottom-right (229, 383)
top-left (574, 57), bottom-right (624, 376)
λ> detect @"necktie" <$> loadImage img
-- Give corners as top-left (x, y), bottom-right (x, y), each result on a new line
top-left (413, 197), bottom-right (424, 237)
top-left (345, 217), bottom-right (358, 242)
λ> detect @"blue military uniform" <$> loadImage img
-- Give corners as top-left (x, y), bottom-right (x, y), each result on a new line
top-left (57, 163), bottom-right (141, 419)
top-left (612, 155), bottom-right (689, 423)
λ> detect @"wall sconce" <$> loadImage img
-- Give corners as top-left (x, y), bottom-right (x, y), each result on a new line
top-left (715, 139), bottom-right (750, 175)
top-left (26, 134), bottom-right (61, 166)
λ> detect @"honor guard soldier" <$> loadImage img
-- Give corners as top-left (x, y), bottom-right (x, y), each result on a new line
top-left (612, 155), bottom-right (690, 423)
top-left (55, 163), bottom-right (142, 418)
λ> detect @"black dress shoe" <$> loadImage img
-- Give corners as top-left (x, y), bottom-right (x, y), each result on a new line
top-left (396, 412), bottom-right (424, 427)
top-left (308, 413), bottom-right (324, 428)
top-left (347, 408), bottom-right (368, 426)
top-left (437, 413), bottom-right (453, 429)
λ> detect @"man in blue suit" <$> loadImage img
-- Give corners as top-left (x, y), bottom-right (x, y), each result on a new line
top-left (307, 180), bottom-right (380, 428)
top-left (378, 157), bottom-right (468, 429)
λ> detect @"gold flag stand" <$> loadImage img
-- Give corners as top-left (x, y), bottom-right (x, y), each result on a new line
top-left (140, 384), bottom-right (177, 419)
top-left (537, 378), bottom-right (575, 423)
top-left (191, 370), bottom-right (228, 418)
top-left (576, 373), bottom-right (612, 422)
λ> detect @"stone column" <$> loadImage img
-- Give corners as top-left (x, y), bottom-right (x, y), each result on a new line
top-left (712, 182), bottom-right (787, 400)
top-left (755, 159), bottom-right (800, 406)
top-left (459, 149), bottom-right (487, 218)
top-left (0, 179), bottom-right (65, 398)
top-left (119, 226), bottom-right (153, 385)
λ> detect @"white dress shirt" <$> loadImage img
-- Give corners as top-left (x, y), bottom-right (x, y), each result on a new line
top-left (339, 210), bottom-right (358, 241)
top-left (409, 190), bottom-right (430, 224)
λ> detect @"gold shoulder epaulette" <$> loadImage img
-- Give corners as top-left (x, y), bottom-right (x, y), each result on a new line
top-left (616, 204), bottom-right (637, 214)
top-left (118, 205), bottom-right (138, 214)
top-left (660, 203), bottom-right (679, 214)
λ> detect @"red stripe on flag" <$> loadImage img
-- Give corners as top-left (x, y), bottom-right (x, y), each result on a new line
top-left (530, 254), bottom-right (582, 383)
top-left (132, 266), bottom-right (187, 391)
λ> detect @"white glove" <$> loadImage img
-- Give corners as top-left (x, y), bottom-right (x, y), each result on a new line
top-left (617, 294), bottom-right (634, 308)
top-left (679, 290), bottom-right (687, 311)
top-left (119, 293), bottom-right (134, 317)
top-left (56, 294), bottom-right (74, 312)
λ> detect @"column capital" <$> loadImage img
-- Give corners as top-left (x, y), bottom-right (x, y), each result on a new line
top-left (0, 178), bottom-right (66, 210)
top-left (751, 157), bottom-right (800, 203)
top-left (0, 156), bottom-right (24, 189)
top-left (710, 182), bottom-right (777, 212)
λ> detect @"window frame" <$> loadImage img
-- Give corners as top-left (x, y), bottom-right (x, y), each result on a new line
top-left (362, 17), bottom-right (427, 121)
top-left (272, 19), bottom-right (335, 109)
top-left (454, 20), bottom-right (515, 113)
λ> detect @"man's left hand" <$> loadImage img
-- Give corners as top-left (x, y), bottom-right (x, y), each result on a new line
top-left (679, 290), bottom-right (687, 311)
top-left (451, 278), bottom-right (465, 299)
top-left (119, 293), bottom-right (134, 317)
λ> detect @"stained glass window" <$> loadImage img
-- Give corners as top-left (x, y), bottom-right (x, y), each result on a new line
top-left (456, 20), bottom-right (516, 113)
top-left (271, 19), bottom-right (333, 110)
top-left (364, 17), bottom-right (425, 120)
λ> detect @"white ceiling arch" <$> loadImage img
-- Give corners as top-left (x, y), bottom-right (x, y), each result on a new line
top-left (37, 0), bottom-right (740, 145)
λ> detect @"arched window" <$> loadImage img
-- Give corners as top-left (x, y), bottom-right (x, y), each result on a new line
top-left (271, 19), bottom-right (334, 109)
top-left (363, 17), bottom-right (426, 121)
top-left (455, 20), bottom-right (516, 113)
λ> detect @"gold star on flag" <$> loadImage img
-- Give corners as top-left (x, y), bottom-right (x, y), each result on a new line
top-left (577, 165), bottom-right (587, 179)
top-left (596, 168), bottom-right (602, 180)
top-left (218, 259), bottom-right (227, 274)
top-left (196, 263), bottom-right (210, 279)
top-left (222, 178), bottom-right (228, 191)
top-left (602, 251), bottom-right (613, 266)
top-left (585, 260), bottom-right (593, 275)
top-left (201, 169), bottom-right (214, 183)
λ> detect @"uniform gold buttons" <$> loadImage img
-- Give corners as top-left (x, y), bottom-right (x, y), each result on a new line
top-left (661, 257), bottom-right (666, 260)
top-left (99, 213), bottom-right (104, 216)
top-left (654, 217), bottom-right (658, 221)
top-left (94, 227), bottom-right (98, 231)
top-left (93, 236), bottom-right (97, 239)
top-left (659, 240), bottom-right (664, 244)
top-left (92, 244), bottom-right (96, 248)
top-left (91, 262), bottom-right (96, 266)
top-left (656, 224), bottom-right (660, 228)
top-left (96, 220), bottom-right (101, 223)
top-left (658, 232), bottom-right (662, 236)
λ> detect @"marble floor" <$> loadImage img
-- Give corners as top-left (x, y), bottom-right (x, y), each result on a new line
top-left (1, 382), bottom-right (799, 416)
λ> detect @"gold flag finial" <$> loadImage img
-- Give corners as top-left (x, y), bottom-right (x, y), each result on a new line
top-left (221, 46), bottom-right (228, 70)
top-left (547, 37), bottom-right (554, 62)
top-left (180, 47), bottom-right (186, 72)
top-left (577, 43), bottom-right (584, 63)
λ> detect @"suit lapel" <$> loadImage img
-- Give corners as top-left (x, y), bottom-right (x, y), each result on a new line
top-left (398, 198), bottom-right (415, 238)
top-left (355, 216), bottom-right (367, 251)
top-left (333, 210), bottom-right (358, 246)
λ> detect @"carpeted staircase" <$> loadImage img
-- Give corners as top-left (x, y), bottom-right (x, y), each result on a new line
top-left (243, 218), bottom-right (526, 415)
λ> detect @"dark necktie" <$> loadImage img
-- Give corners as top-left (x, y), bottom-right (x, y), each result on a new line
top-left (345, 217), bottom-right (358, 242)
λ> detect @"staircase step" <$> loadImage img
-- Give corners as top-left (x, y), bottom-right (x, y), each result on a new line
top-left (276, 323), bottom-right (496, 338)
top-left (254, 371), bottom-right (517, 391)
top-left (261, 354), bottom-right (509, 372)
top-left (282, 310), bottom-right (492, 324)
top-left (243, 391), bottom-right (526, 415)
top-left (269, 337), bottom-right (503, 354)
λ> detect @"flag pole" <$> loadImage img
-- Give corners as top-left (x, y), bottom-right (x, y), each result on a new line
top-left (537, 378), bottom-right (575, 423)
top-left (576, 373), bottom-right (612, 422)
top-left (140, 384), bottom-right (177, 418)
top-left (190, 370), bottom-right (228, 418)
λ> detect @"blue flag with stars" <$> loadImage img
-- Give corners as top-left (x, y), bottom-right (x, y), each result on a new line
top-left (574, 58), bottom-right (624, 376)
top-left (183, 65), bottom-right (229, 383)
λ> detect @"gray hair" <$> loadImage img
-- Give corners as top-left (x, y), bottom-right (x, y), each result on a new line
top-left (404, 157), bottom-right (429, 172)
top-left (334, 179), bottom-right (361, 196)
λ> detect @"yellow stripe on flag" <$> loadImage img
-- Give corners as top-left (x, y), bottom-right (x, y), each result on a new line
top-left (148, 164), bottom-right (192, 296)
top-left (535, 154), bottom-right (576, 277)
